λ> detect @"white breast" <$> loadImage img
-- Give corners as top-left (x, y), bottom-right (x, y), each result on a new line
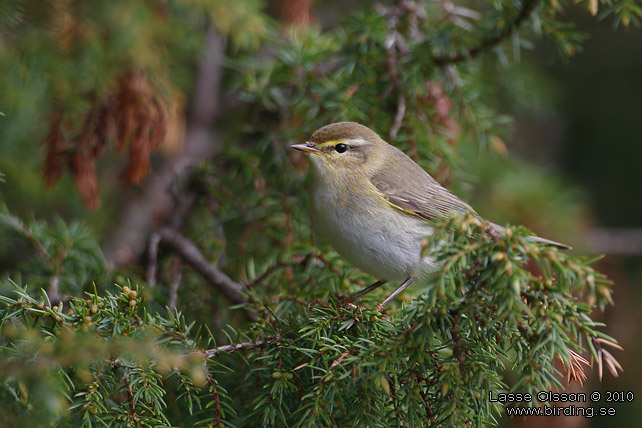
top-left (310, 180), bottom-right (438, 281)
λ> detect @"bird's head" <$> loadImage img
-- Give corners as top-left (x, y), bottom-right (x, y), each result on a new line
top-left (290, 122), bottom-right (387, 175)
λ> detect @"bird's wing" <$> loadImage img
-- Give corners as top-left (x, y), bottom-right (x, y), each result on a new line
top-left (370, 165), bottom-right (572, 250)
top-left (370, 166), bottom-right (476, 222)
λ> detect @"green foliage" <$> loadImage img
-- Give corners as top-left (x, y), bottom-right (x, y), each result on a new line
top-left (0, 0), bottom-right (266, 114)
top-left (0, 0), bottom-right (635, 426)
top-left (0, 216), bottom-right (618, 427)
top-left (0, 204), bottom-right (106, 297)
top-left (239, 215), bottom-right (615, 427)
top-left (0, 0), bottom-right (267, 216)
top-left (0, 282), bottom-right (237, 427)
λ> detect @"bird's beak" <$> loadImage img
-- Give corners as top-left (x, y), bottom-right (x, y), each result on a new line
top-left (290, 142), bottom-right (320, 154)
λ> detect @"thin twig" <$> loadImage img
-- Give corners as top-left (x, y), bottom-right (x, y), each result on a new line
top-left (102, 30), bottom-right (226, 266)
top-left (247, 261), bottom-right (288, 288)
top-left (167, 257), bottom-right (183, 310)
top-left (378, 2), bottom-right (408, 140)
top-left (1, 213), bottom-right (51, 260)
top-left (48, 277), bottom-right (60, 304)
top-left (205, 195), bottom-right (228, 267)
top-left (450, 311), bottom-right (464, 370)
top-left (329, 350), bottom-right (352, 370)
top-left (203, 337), bottom-right (274, 358)
top-left (168, 190), bottom-right (198, 229)
top-left (145, 232), bottom-right (161, 287)
top-left (413, 370), bottom-right (436, 423)
top-left (419, 386), bottom-right (435, 423)
top-left (389, 375), bottom-right (402, 422)
top-left (206, 373), bottom-right (223, 427)
top-left (157, 227), bottom-right (255, 319)
top-left (389, 93), bottom-right (406, 139)
top-left (270, 295), bottom-right (311, 307)
top-left (124, 373), bottom-right (138, 421)
top-left (433, 0), bottom-right (540, 65)
top-left (247, 253), bottom-right (316, 288)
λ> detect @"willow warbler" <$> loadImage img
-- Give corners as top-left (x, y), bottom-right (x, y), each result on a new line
top-left (291, 122), bottom-right (570, 310)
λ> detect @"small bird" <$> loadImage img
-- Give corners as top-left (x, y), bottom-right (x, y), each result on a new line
top-left (291, 122), bottom-right (570, 310)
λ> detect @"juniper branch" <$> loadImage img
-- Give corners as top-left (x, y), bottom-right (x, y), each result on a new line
top-left (433, 0), bottom-right (540, 65)
top-left (202, 337), bottom-right (275, 358)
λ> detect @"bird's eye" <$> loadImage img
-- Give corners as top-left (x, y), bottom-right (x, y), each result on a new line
top-left (334, 143), bottom-right (348, 153)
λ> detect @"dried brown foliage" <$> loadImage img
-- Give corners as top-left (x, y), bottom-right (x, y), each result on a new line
top-left (43, 71), bottom-right (170, 209)
top-left (560, 349), bottom-right (589, 386)
top-left (423, 81), bottom-right (460, 142)
top-left (280, 0), bottom-right (315, 27)
top-left (592, 337), bottom-right (624, 381)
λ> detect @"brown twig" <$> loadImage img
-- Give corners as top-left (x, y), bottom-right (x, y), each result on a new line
top-left (389, 375), bottom-right (402, 422)
top-left (102, 30), bottom-right (227, 266)
top-left (202, 337), bottom-right (275, 358)
top-left (389, 93), bottom-right (406, 139)
top-left (433, 0), bottom-right (540, 65)
top-left (329, 349), bottom-right (352, 370)
top-left (145, 232), bottom-right (161, 287)
top-left (123, 373), bottom-right (138, 421)
top-left (156, 227), bottom-right (254, 319)
top-left (247, 253), bottom-right (316, 288)
top-left (168, 192), bottom-right (198, 229)
top-left (48, 277), bottom-right (60, 305)
top-left (450, 311), bottom-right (465, 370)
top-left (419, 386), bottom-right (435, 423)
top-left (206, 373), bottom-right (223, 427)
top-left (247, 261), bottom-right (289, 289)
top-left (413, 370), bottom-right (436, 423)
top-left (377, 3), bottom-right (409, 140)
top-left (167, 257), bottom-right (183, 310)
top-left (270, 295), bottom-right (312, 307)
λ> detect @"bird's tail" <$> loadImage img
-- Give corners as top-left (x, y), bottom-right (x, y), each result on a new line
top-left (490, 222), bottom-right (572, 250)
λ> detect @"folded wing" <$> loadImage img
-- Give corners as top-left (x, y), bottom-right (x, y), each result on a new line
top-left (370, 165), bottom-right (571, 250)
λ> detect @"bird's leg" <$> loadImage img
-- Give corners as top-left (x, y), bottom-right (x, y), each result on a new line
top-left (348, 280), bottom-right (387, 303)
top-left (375, 277), bottom-right (414, 312)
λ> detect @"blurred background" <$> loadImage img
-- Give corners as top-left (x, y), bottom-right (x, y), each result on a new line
top-left (0, 0), bottom-right (640, 426)
top-left (497, 11), bottom-right (642, 426)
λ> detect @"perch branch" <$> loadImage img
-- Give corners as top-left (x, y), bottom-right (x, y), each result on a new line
top-left (157, 227), bottom-right (248, 307)
top-left (202, 337), bottom-right (277, 358)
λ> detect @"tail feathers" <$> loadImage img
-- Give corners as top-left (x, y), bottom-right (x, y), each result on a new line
top-left (490, 222), bottom-right (572, 250)
top-left (526, 235), bottom-right (572, 250)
